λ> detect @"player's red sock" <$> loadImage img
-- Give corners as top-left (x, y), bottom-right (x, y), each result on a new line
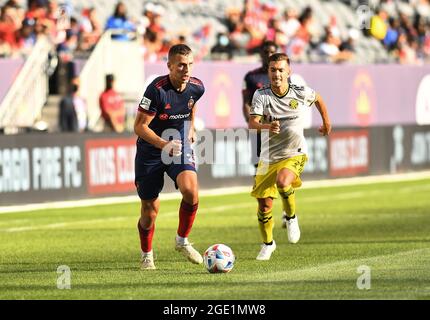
top-left (137, 219), bottom-right (155, 253)
top-left (177, 200), bottom-right (198, 238)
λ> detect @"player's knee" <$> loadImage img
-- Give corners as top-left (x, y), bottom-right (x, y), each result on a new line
top-left (276, 179), bottom-right (291, 189)
top-left (141, 201), bottom-right (158, 218)
top-left (258, 199), bottom-right (272, 213)
top-left (181, 187), bottom-right (198, 204)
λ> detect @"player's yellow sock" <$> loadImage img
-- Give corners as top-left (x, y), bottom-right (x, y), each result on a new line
top-left (257, 208), bottom-right (274, 244)
top-left (278, 186), bottom-right (295, 218)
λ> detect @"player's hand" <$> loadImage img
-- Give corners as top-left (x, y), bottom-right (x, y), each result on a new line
top-left (319, 122), bottom-right (332, 136)
top-left (188, 130), bottom-right (197, 144)
top-left (163, 140), bottom-right (182, 156)
top-left (270, 120), bottom-right (280, 134)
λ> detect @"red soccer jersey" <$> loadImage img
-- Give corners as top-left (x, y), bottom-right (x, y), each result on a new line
top-left (99, 89), bottom-right (125, 127)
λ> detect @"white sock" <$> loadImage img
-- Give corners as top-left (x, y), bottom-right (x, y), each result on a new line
top-left (141, 249), bottom-right (153, 257)
top-left (175, 235), bottom-right (188, 245)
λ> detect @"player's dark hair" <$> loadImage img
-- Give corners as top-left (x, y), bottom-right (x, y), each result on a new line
top-left (268, 53), bottom-right (290, 65)
top-left (168, 44), bottom-right (192, 61)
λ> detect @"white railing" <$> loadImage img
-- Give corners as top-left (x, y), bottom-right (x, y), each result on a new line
top-left (79, 30), bottom-right (144, 132)
top-left (0, 36), bottom-right (53, 133)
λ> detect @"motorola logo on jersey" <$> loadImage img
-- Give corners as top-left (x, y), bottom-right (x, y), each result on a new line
top-left (159, 113), bottom-right (191, 121)
top-left (169, 113), bottom-right (191, 120)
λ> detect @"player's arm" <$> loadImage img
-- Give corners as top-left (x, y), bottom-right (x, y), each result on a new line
top-left (248, 115), bottom-right (280, 134)
top-left (242, 90), bottom-right (252, 123)
top-left (134, 112), bottom-right (181, 155)
top-left (314, 93), bottom-right (332, 136)
top-left (248, 90), bottom-right (279, 134)
top-left (188, 104), bottom-right (197, 143)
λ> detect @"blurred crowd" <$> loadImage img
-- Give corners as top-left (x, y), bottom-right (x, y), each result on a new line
top-left (0, 0), bottom-right (102, 59)
top-left (367, 1), bottom-right (430, 64)
top-left (144, 0), bottom-right (430, 64)
top-left (1, 0), bottom-right (430, 64)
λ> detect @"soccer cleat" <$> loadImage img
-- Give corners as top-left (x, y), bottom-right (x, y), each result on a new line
top-left (175, 241), bottom-right (203, 264)
top-left (256, 240), bottom-right (276, 261)
top-left (286, 215), bottom-right (300, 244)
top-left (141, 252), bottom-right (156, 270)
top-left (281, 211), bottom-right (288, 229)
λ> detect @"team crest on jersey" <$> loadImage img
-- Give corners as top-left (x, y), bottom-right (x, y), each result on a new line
top-left (188, 97), bottom-right (195, 110)
top-left (289, 99), bottom-right (299, 109)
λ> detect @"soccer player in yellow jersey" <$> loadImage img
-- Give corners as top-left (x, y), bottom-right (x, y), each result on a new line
top-left (249, 53), bottom-right (331, 260)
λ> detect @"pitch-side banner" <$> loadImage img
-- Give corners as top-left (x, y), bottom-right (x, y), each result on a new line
top-left (0, 125), bottom-right (429, 205)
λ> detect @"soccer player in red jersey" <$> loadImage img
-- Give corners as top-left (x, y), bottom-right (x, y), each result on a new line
top-left (134, 44), bottom-right (205, 270)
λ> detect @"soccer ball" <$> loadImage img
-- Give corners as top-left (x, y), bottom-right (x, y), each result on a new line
top-left (203, 244), bottom-right (235, 273)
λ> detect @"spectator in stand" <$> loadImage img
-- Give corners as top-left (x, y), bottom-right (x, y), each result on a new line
top-left (225, 7), bottom-right (248, 56)
top-left (55, 78), bottom-right (87, 132)
top-left (105, 1), bottom-right (136, 41)
top-left (242, 0), bottom-right (269, 51)
top-left (26, 0), bottom-right (48, 20)
top-left (384, 17), bottom-right (400, 51)
top-left (278, 8), bottom-right (300, 44)
top-left (80, 7), bottom-right (102, 51)
top-left (142, 30), bottom-right (160, 62)
top-left (72, 80), bottom-right (88, 132)
top-left (0, 4), bottom-right (21, 52)
top-left (296, 6), bottom-right (315, 44)
top-left (339, 28), bottom-right (358, 63)
top-left (55, 29), bottom-right (77, 93)
top-left (15, 18), bottom-right (36, 56)
top-left (99, 74), bottom-right (126, 133)
top-left (370, 9), bottom-right (388, 41)
top-left (211, 32), bottom-right (235, 60)
top-left (4, 0), bottom-right (24, 22)
top-left (57, 28), bottom-right (77, 62)
top-left (318, 31), bottom-right (341, 62)
top-left (285, 6), bottom-right (315, 62)
top-left (398, 33), bottom-right (421, 64)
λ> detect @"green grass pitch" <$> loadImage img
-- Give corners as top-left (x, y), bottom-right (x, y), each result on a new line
top-left (1, 178), bottom-right (429, 300)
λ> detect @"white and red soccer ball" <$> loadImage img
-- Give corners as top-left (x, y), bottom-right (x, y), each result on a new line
top-left (203, 244), bottom-right (235, 273)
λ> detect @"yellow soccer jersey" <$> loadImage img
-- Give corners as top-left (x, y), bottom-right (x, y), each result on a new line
top-left (250, 79), bottom-right (316, 163)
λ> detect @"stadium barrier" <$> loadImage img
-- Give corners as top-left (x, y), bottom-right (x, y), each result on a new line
top-left (0, 37), bottom-right (53, 133)
top-left (0, 124), bottom-right (430, 206)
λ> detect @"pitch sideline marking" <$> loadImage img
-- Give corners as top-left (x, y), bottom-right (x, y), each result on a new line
top-left (2, 181), bottom-right (430, 232)
top-left (1, 171), bottom-right (430, 215)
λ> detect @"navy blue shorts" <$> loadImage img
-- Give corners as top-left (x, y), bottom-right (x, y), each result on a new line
top-left (135, 157), bottom-right (196, 200)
